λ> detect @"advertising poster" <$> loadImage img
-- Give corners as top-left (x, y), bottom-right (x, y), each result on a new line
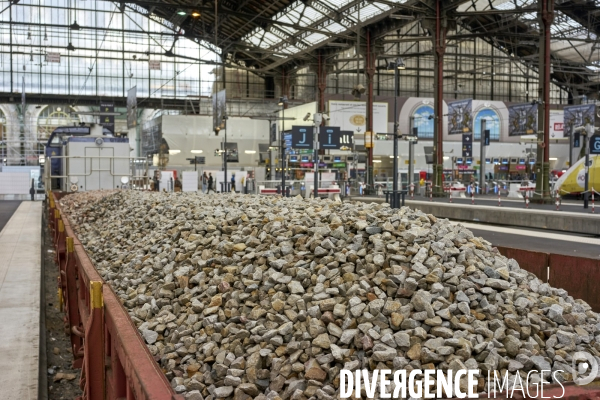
top-left (328, 101), bottom-right (388, 135)
top-left (564, 104), bottom-right (595, 138)
top-left (508, 103), bottom-right (538, 136)
top-left (447, 99), bottom-right (473, 135)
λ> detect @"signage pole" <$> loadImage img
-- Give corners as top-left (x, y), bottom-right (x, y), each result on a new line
top-left (480, 119), bottom-right (486, 192)
top-left (392, 68), bottom-right (399, 209)
top-left (584, 123), bottom-right (591, 209)
top-left (569, 122), bottom-right (573, 169)
top-left (281, 106), bottom-right (286, 196)
top-left (224, 127), bottom-right (228, 193)
top-left (314, 125), bottom-right (319, 198)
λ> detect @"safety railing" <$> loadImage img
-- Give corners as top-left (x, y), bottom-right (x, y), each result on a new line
top-left (48, 192), bottom-right (183, 400)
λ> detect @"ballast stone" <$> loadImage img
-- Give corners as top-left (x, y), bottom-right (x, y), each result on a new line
top-left (59, 191), bottom-right (600, 399)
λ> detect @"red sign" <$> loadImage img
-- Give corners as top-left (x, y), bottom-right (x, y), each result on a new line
top-left (515, 165), bottom-right (526, 170)
top-left (554, 122), bottom-right (563, 132)
top-left (300, 163), bottom-right (314, 168)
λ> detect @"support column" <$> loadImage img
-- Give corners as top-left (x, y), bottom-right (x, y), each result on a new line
top-left (317, 53), bottom-right (327, 114)
top-left (365, 30), bottom-right (376, 190)
top-left (534, 0), bottom-right (554, 202)
top-left (426, 0), bottom-right (449, 196)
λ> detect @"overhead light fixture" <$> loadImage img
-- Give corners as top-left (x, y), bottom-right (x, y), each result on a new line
top-left (177, 10), bottom-right (186, 16)
top-left (66, 42), bottom-right (75, 51)
top-left (245, 150), bottom-right (257, 154)
top-left (191, 10), bottom-right (201, 18)
top-left (70, 21), bottom-right (81, 30)
top-left (278, 96), bottom-right (288, 106)
top-left (191, 150), bottom-right (203, 154)
top-left (169, 150), bottom-right (181, 155)
top-left (373, 160), bottom-right (382, 163)
top-left (443, 156), bottom-right (450, 160)
top-left (387, 58), bottom-right (406, 71)
top-left (57, 107), bottom-right (62, 111)
top-left (549, 157), bottom-right (558, 161)
top-left (396, 58), bottom-right (406, 70)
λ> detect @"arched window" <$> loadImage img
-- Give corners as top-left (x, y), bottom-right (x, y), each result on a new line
top-left (37, 106), bottom-right (80, 141)
top-left (474, 108), bottom-right (500, 141)
top-left (412, 105), bottom-right (434, 139)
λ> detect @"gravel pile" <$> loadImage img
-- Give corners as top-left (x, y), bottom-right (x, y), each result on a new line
top-left (59, 191), bottom-right (600, 399)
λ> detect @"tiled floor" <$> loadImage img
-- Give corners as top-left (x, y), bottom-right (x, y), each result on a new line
top-left (0, 201), bottom-right (42, 400)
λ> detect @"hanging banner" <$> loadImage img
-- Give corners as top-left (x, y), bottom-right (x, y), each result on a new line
top-left (99, 102), bottom-right (114, 134)
top-left (126, 86), bottom-right (137, 129)
top-left (149, 60), bottom-right (161, 70)
top-left (563, 104), bottom-right (596, 138)
top-left (549, 110), bottom-right (564, 139)
top-left (141, 117), bottom-right (162, 156)
top-left (212, 89), bottom-right (226, 131)
top-left (508, 103), bottom-right (538, 136)
top-left (46, 52), bottom-right (61, 63)
top-left (447, 99), bottom-right (473, 135)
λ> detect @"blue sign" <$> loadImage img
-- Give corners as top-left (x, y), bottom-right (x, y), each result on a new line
top-left (591, 135), bottom-right (600, 155)
top-left (291, 126), bottom-right (314, 149)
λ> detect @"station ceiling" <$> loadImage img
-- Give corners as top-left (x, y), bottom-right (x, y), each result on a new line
top-left (120, 0), bottom-right (600, 92)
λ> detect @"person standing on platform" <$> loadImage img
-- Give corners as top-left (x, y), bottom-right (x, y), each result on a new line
top-left (202, 172), bottom-right (208, 193)
top-left (231, 174), bottom-right (236, 192)
top-left (207, 173), bottom-right (214, 193)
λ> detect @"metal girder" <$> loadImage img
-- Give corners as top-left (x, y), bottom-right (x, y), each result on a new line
top-left (257, 0), bottom-right (414, 72)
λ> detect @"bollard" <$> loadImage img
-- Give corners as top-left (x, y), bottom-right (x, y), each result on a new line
top-left (471, 185), bottom-right (475, 205)
top-left (525, 190), bottom-right (530, 209)
top-left (555, 192), bottom-right (560, 211)
top-left (498, 189), bottom-right (501, 207)
top-left (409, 183), bottom-right (414, 200)
top-left (429, 186), bottom-right (433, 202)
top-left (449, 189), bottom-right (453, 203)
top-left (592, 189), bottom-right (595, 214)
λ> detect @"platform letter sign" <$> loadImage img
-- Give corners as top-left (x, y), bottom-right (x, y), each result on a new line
top-left (591, 134), bottom-right (600, 155)
top-left (484, 129), bottom-right (490, 146)
top-left (291, 126), bottom-right (314, 149)
top-left (319, 126), bottom-right (341, 149)
top-left (462, 133), bottom-right (473, 157)
top-left (574, 130), bottom-right (581, 148)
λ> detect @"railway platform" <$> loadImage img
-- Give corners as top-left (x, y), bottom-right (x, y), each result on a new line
top-left (0, 201), bottom-right (42, 400)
